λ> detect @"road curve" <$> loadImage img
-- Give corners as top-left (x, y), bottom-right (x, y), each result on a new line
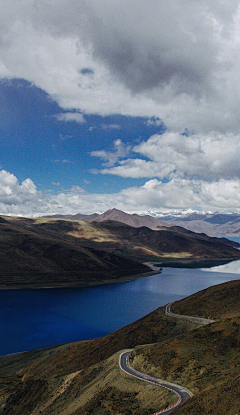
top-left (165, 301), bottom-right (215, 325)
top-left (119, 302), bottom-right (215, 413)
top-left (119, 350), bottom-right (193, 415)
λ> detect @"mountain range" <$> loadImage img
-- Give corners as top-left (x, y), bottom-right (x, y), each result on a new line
top-left (0, 214), bottom-right (240, 288)
top-left (46, 208), bottom-right (240, 236)
top-left (155, 211), bottom-right (240, 236)
top-left (46, 208), bottom-right (169, 230)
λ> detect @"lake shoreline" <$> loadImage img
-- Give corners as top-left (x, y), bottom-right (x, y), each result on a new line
top-left (0, 256), bottom-right (239, 290)
top-left (0, 261), bottom-right (239, 357)
top-left (0, 269), bottom-right (158, 290)
top-left (151, 257), bottom-right (239, 268)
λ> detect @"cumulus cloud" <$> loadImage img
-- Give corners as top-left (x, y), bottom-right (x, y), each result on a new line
top-left (91, 139), bottom-right (131, 168)
top-left (118, 178), bottom-right (240, 212)
top-left (1, 169), bottom-right (240, 217)
top-left (93, 131), bottom-right (240, 181)
top-left (70, 185), bottom-right (86, 193)
top-left (1, 2), bottom-right (240, 216)
top-left (0, 170), bottom-right (38, 208)
top-left (0, 0), bottom-right (239, 132)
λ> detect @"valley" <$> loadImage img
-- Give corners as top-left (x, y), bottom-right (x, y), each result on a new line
top-left (0, 279), bottom-right (239, 414)
top-left (0, 211), bottom-right (239, 414)
top-left (0, 213), bottom-right (240, 289)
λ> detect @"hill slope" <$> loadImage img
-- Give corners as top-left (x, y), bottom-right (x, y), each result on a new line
top-left (5, 215), bottom-right (240, 261)
top-left (1, 214), bottom-right (240, 288)
top-left (0, 280), bottom-right (239, 414)
top-left (0, 218), bottom-right (150, 288)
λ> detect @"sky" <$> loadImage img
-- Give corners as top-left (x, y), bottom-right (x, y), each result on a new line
top-left (0, 0), bottom-right (240, 217)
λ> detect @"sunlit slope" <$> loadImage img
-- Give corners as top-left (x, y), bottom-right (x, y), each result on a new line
top-left (4, 215), bottom-right (240, 263)
top-left (0, 280), bottom-right (239, 414)
top-left (45, 207), bottom-right (171, 229)
top-left (172, 279), bottom-right (240, 320)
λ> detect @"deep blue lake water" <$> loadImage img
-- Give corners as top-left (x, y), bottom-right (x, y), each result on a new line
top-left (1, 257), bottom-right (240, 356)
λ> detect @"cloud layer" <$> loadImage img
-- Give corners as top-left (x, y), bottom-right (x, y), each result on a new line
top-left (1, 169), bottom-right (240, 217)
top-left (92, 132), bottom-right (240, 181)
top-left (1, 1), bottom-right (239, 216)
top-left (0, 0), bottom-right (240, 132)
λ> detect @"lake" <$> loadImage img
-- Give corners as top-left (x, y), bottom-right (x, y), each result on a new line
top-left (1, 258), bottom-right (240, 356)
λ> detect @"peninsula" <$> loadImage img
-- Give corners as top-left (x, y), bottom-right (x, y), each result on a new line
top-left (0, 214), bottom-right (240, 289)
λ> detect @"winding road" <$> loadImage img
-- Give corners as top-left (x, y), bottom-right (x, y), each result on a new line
top-left (119, 301), bottom-right (215, 414)
top-left (119, 350), bottom-right (192, 414)
top-left (165, 301), bottom-right (215, 325)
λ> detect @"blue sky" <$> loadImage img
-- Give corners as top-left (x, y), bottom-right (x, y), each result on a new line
top-left (0, 1), bottom-right (240, 216)
top-left (1, 78), bottom-right (162, 194)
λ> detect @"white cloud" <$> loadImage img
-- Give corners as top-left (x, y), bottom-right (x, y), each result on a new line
top-left (59, 133), bottom-right (73, 140)
top-left (93, 131), bottom-right (240, 181)
top-left (20, 178), bottom-right (37, 194)
top-left (55, 112), bottom-right (86, 123)
top-left (96, 159), bottom-right (168, 179)
top-left (146, 118), bottom-right (164, 127)
top-left (91, 139), bottom-right (131, 167)
top-left (101, 124), bottom-right (121, 130)
top-left (0, 0), bottom-right (239, 132)
top-left (119, 178), bottom-right (240, 212)
top-left (70, 185), bottom-right (86, 193)
top-left (0, 170), bottom-right (38, 208)
top-left (52, 159), bottom-right (72, 164)
top-left (1, 2), bottom-right (240, 217)
top-left (1, 169), bottom-right (240, 217)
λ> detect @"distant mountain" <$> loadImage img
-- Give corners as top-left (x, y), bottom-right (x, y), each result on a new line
top-left (46, 208), bottom-right (171, 230)
top-left (10, 215), bottom-right (240, 263)
top-left (161, 212), bottom-right (240, 236)
top-left (46, 208), bottom-right (240, 237)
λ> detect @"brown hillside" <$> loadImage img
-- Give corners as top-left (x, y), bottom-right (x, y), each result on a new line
top-left (171, 279), bottom-right (240, 320)
top-left (6, 215), bottom-right (240, 263)
top-left (0, 280), bottom-right (239, 414)
top-left (0, 219), bottom-right (149, 288)
top-left (131, 316), bottom-right (240, 415)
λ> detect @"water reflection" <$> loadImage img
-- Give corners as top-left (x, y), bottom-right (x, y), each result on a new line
top-left (204, 259), bottom-right (240, 274)
top-left (158, 267), bottom-right (239, 296)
